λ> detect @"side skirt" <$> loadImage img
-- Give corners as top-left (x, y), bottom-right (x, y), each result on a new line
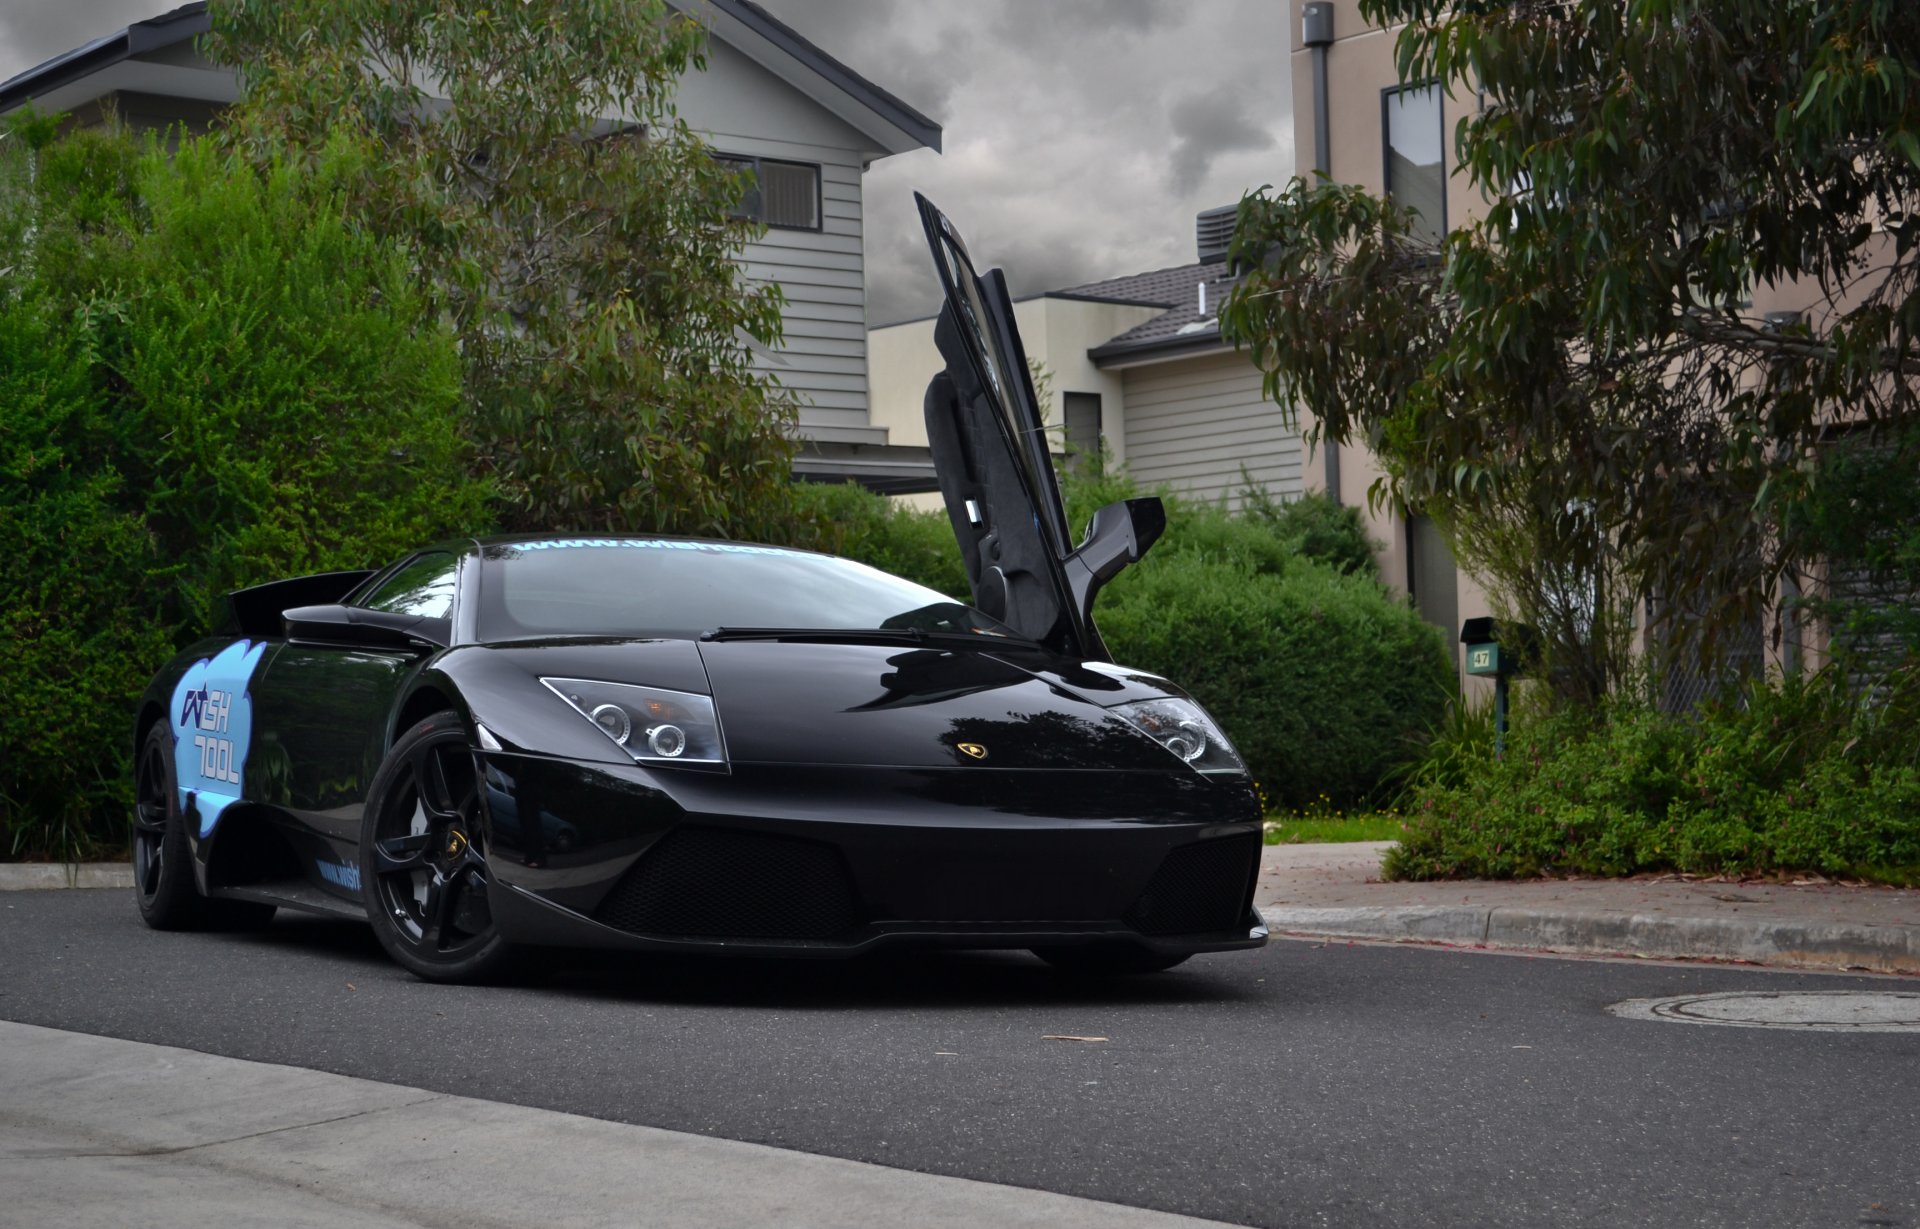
top-left (210, 879), bottom-right (368, 922)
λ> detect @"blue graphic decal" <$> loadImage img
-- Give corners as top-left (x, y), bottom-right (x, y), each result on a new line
top-left (169, 640), bottom-right (269, 838)
top-left (316, 860), bottom-right (361, 892)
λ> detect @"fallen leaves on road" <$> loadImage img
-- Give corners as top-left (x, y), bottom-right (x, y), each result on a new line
top-left (1042, 1034), bottom-right (1109, 1043)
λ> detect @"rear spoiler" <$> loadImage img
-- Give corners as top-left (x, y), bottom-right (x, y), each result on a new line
top-left (224, 571), bottom-right (375, 639)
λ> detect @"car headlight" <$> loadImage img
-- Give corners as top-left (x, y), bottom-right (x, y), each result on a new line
top-left (1113, 697), bottom-right (1245, 775)
top-left (540, 678), bottom-right (727, 768)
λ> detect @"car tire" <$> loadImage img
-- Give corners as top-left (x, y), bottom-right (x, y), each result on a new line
top-left (359, 710), bottom-right (518, 984)
top-left (1031, 944), bottom-right (1192, 976)
top-left (133, 722), bottom-right (276, 932)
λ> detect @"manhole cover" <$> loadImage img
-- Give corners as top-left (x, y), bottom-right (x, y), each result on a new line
top-left (1608, 990), bottom-right (1920, 1033)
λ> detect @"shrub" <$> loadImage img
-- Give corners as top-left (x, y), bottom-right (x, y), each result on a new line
top-left (1385, 670), bottom-right (1920, 883)
top-left (1240, 488), bottom-right (1380, 579)
top-left (1067, 463), bottom-right (1307, 579)
top-left (1096, 552), bottom-right (1454, 810)
top-left (0, 292), bottom-right (174, 861)
top-left (0, 128), bottom-right (487, 859)
top-left (794, 482), bottom-right (969, 596)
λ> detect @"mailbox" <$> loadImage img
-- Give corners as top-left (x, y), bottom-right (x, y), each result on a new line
top-left (1459, 617), bottom-right (1539, 757)
top-left (1459, 617), bottom-right (1536, 678)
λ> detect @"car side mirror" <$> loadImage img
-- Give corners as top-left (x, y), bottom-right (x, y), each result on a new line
top-left (1062, 497), bottom-right (1165, 630)
top-left (282, 603), bottom-right (448, 650)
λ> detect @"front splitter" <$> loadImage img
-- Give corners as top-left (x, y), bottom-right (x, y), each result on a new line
top-left (492, 881), bottom-right (1268, 961)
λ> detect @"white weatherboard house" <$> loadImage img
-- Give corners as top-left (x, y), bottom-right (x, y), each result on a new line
top-left (0, 0), bottom-right (943, 491)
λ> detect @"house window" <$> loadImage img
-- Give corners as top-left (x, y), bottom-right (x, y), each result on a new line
top-left (1383, 83), bottom-right (1445, 246)
top-left (1407, 515), bottom-right (1458, 644)
top-left (1063, 392), bottom-right (1102, 465)
top-left (716, 154), bottom-right (821, 231)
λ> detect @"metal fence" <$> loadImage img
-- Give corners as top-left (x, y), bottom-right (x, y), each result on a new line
top-left (1653, 599), bottom-right (1768, 715)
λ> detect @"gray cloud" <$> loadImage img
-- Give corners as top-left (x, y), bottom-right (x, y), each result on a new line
top-left (1168, 91), bottom-right (1278, 186)
top-left (765, 0), bottom-right (1292, 324)
top-left (987, 0), bottom-right (1176, 44)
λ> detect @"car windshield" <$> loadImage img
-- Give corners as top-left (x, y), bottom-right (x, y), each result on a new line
top-left (475, 539), bottom-right (1023, 641)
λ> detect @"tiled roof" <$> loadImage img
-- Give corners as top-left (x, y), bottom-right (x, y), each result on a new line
top-left (1056, 261), bottom-right (1225, 308)
top-left (1054, 260), bottom-right (1235, 362)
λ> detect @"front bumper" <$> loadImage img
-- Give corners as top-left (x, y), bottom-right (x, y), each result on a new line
top-left (477, 753), bottom-right (1268, 959)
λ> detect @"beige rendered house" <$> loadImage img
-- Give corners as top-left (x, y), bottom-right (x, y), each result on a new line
top-left (0, 0), bottom-right (942, 491)
top-left (1287, 1), bottom-right (1844, 693)
top-left (1287, 0), bottom-right (1492, 677)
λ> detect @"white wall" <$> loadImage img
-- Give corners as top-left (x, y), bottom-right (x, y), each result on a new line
top-left (1120, 351), bottom-right (1303, 509)
top-left (674, 40), bottom-right (886, 444)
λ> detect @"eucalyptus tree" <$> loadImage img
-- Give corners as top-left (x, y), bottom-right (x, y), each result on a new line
top-left (1221, 0), bottom-right (1920, 700)
top-left (208, 0), bottom-right (803, 541)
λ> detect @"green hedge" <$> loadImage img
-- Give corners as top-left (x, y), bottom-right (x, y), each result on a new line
top-left (794, 481), bottom-right (969, 597)
top-left (0, 128), bottom-right (488, 860)
top-left (1239, 488), bottom-right (1380, 579)
top-left (1386, 671), bottom-right (1920, 883)
top-left (816, 475), bottom-right (1454, 809)
top-left (1095, 551), bottom-right (1452, 810)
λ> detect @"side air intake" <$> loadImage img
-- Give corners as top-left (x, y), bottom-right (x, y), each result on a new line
top-left (1124, 834), bottom-right (1260, 936)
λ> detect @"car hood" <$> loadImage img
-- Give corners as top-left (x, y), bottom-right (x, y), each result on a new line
top-left (442, 636), bottom-right (1192, 772)
top-left (693, 639), bottom-right (1183, 769)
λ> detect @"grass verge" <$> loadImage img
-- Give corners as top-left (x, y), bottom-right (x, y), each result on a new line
top-left (1263, 813), bottom-right (1404, 844)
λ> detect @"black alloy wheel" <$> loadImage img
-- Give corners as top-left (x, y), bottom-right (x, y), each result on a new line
top-left (133, 722), bottom-right (275, 931)
top-left (360, 711), bottom-right (516, 983)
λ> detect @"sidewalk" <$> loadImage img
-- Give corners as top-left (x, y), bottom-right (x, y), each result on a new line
top-left (1257, 842), bottom-right (1920, 975)
top-left (0, 1020), bottom-right (1231, 1229)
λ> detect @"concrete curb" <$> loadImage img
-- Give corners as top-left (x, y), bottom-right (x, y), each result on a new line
top-left (1259, 903), bottom-right (1920, 975)
top-left (0, 863), bottom-right (133, 891)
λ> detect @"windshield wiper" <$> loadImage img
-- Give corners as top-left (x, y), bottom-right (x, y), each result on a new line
top-left (699, 626), bottom-right (1024, 648)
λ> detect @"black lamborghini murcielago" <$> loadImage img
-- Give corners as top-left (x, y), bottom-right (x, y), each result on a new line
top-left (131, 198), bottom-right (1269, 982)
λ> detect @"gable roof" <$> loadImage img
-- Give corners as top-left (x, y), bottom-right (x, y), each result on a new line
top-left (0, 0), bottom-right (941, 156)
top-left (0, 3), bottom-right (211, 114)
top-left (692, 0), bottom-right (940, 156)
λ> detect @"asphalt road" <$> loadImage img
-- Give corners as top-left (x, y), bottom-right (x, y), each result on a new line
top-left (3, 890), bottom-right (1916, 1229)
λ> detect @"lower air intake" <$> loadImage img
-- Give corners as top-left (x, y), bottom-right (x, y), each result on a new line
top-left (594, 826), bottom-right (863, 941)
top-left (1124, 834), bottom-right (1260, 936)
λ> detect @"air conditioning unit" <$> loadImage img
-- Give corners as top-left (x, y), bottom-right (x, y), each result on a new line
top-left (1195, 205), bottom-right (1238, 265)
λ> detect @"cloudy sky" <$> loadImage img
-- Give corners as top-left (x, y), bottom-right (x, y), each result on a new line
top-left (0, 1), bottom-right (1293, 324)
